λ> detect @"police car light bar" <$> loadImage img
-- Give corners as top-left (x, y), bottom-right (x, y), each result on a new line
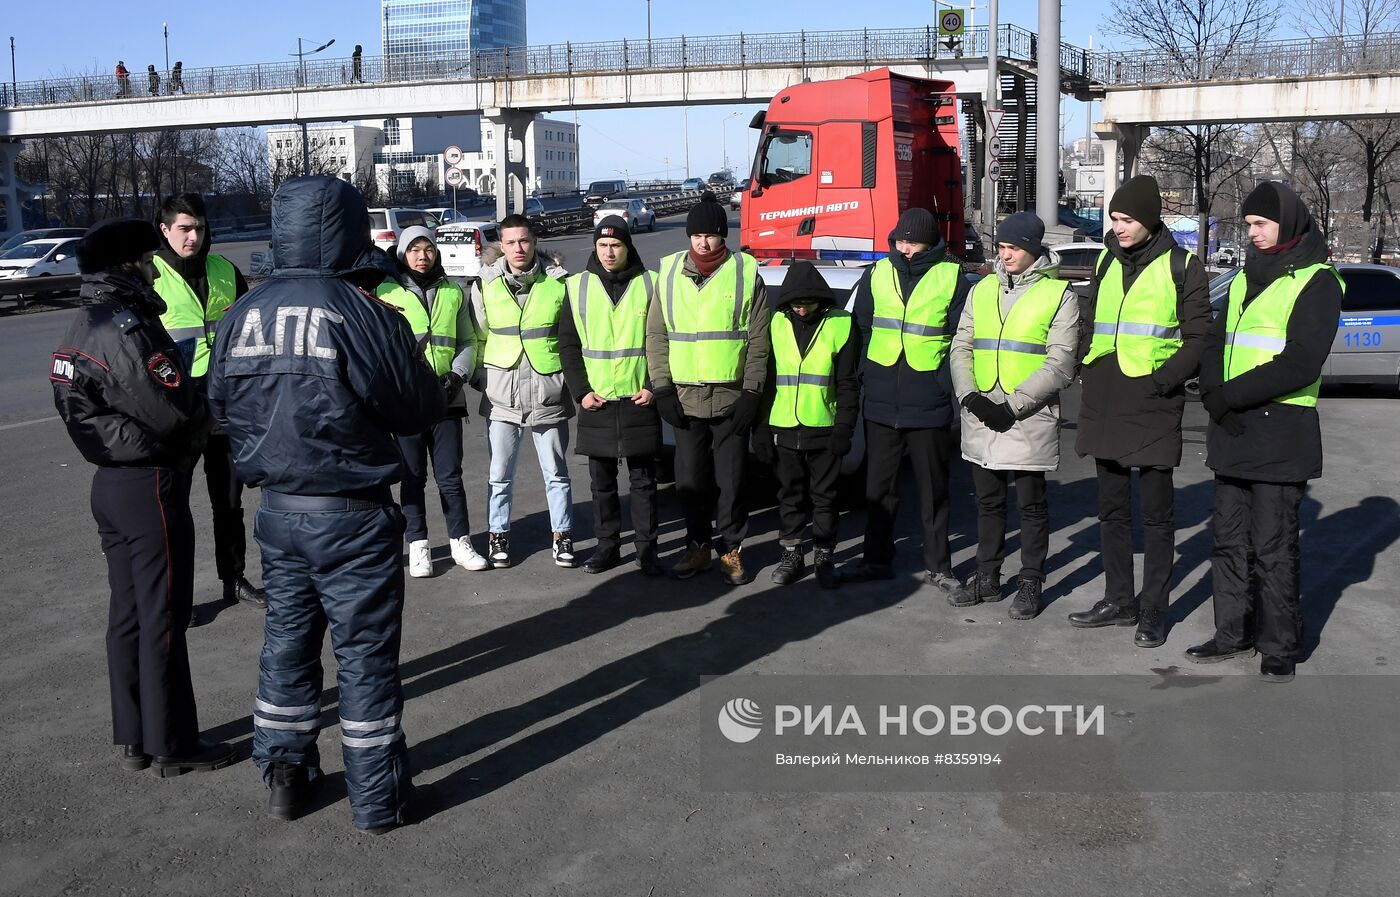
top-left (747, 248), bottom-right (889, 262)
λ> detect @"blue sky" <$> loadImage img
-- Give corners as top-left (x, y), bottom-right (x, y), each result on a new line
top-left (4, 2), bottom-right (1217, 180)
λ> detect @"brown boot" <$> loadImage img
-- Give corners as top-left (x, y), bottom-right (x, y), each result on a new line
top-left (718, 547), bottom-right (750, 585)
top-left (670, 542), bottom-right (713, 580)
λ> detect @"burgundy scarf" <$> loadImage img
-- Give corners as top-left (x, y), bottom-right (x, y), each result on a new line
top-left (688, 244), bottom-right (730, 279)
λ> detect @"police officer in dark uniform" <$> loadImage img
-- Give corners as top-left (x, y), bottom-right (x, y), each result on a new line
top-left (208, 177), bottom-right (444, 832)
top-left (51, 219), bottom-right (236, 777)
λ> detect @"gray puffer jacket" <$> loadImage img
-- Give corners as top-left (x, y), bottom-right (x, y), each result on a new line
top-left (950, 250), bottom-right (1080, 472)
top-left (469, 246), bottom-right (574, 426)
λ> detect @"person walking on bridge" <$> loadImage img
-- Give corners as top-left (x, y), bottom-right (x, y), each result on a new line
top-left (1066, 175), bottom-right (1212, 648)
top-left (147, 64), bottom-right (160, 97)
top-left (115, 61), bottom-right (130, 98)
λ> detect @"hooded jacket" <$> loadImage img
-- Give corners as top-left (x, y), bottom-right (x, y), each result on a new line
top-left (755, 261), bottom-right (861, 451)
top-left (559, 247), bottom-right (662, 458)
top-left (950, 249), bottom-right (1080, 471)
top-left (468, 244), bottom-right (574, 426)
top-left (1075, 224), bottom-right (1213, 467)
top-left (1199, 183), bottom-right (1342, 482)
top-left (850, 235), bottom-right (970, 430)
top-left (207, 176), bottom-right (445, 495)
top-left (52, 269), bottom-right (212, 471)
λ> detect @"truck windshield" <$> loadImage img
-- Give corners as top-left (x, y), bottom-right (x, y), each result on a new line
top-left (760, 131), bottom-right (813, 186)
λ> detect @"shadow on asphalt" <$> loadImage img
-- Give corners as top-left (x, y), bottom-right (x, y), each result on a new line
top-left (1299, 493), bottom-right (1400, 663)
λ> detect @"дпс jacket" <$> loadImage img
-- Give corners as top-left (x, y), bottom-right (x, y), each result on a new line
top-left (207, 176), bottom-right (445, 495)
top-left (52, 270), bottom-right (212, 471)
top-left (950, 250), bottom-right (1080, 471)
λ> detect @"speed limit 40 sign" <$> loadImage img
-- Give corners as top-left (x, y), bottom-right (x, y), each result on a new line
top-left (939, 8), bottom-right (966, 36)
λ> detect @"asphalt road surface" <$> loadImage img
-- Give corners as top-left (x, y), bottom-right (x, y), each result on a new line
top-left (2, 223), bottom-right (1399, 895)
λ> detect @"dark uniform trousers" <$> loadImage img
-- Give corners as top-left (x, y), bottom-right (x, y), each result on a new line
top-left (588, 454), bottom-right (659, 555)
top-left (863, 421), bottom-right (955, 573)
top-left (195, 431), bottom-right (248, 583)
top-left (251, 497), bottom-right (411, 831)
top-left (971, 465), bottom-right (1049, 581)
top-left (92, 466), bottom-right (200, 756)
top-left (397, 417), bottom-right (469, 542)
top-left (1210, 476), bottom-right (1306, 660)
top-left (673, 415), bottom-right (749, 553)
top-left (1096, 460), bottom-right (1175, 613)
top-left (774, 446), bottom-right (842, 548)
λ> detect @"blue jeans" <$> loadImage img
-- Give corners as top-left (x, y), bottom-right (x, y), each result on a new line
top-left (487, 420), bottom-right (573, 534)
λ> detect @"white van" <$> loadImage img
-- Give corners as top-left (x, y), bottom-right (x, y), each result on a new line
top-left (435, 221), bottom-right (502, 281)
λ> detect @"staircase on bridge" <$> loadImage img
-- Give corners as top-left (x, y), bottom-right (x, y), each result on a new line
top-left (965, 72), bottom-right (1038, 215)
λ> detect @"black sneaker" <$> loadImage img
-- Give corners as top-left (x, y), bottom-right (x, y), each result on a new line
top-left (153, 740), bottom-right (237, 778)
top-left (813, 547), bottom-right (839, 590)
top-left (770, 544), bottom-right (806, 585)
top-left (268, 762), bottom-right (317, 821)
top-left (119, 744), bottom-right (151, 771)
top-left (1008, 577), bottom-right (1042, 620)
top-left (552, 532), bottom-right (577, 568)
top-left (967, 570), bottom-right (1003, 603)
top-left (488, 533), bottom-right (511, 569)
top-left (931, 571), bottom-right (976, 607)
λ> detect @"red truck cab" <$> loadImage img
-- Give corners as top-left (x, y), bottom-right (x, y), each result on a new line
top-left (740, 68), bottom-right (965, 260)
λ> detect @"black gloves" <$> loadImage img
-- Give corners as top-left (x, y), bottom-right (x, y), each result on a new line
top-left (440, 371), bottom-right (465, 403)
top-left (752, 427), bottom-right (778, 467)
top-left (1150, 373), bottom-right (1176, 397)
top-left (1200, 387), bottom-right (1232, 423)
top-left (654, 385), bottom-right (689, 430)
top-left (963, 394), bottom-right (1016, 433)
top-left (827, 425), bottom-right (853, 458)
top-left (728, 389), bottom-right (762, 433)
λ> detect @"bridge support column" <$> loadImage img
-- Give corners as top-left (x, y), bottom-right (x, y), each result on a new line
top-left (1093, 123), bottom-right (1149, 215)
top-left (0, 140), bottom-right (24, 239)
top-left (486, 108), bottom-right (534, 222)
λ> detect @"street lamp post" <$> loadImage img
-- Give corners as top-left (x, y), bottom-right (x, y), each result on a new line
top-left (163, 23), bottom-right (169, 87)
top-left (722, 111), bottom-right (742, 174)
top-left (646, 0), bottom-right (653, 66)
top-left (683, 108), bottom-right (690, 179)
top-left (291, 36), bottom-right (336, 176)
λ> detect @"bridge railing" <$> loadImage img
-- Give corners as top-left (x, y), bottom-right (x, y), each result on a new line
top-left (1097, 30), bottom-right (1400, 85)
top-left (0, 24), bottom-right (1102, 110)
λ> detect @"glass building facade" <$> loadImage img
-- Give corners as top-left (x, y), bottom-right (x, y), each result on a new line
top-left (382, 0), bottom-right (527, 59)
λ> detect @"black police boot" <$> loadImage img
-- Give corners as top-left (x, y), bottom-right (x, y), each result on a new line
top-left (771, 544), bottom-right (806, 585)
top-left (584, 546), bottom-right (621, 574)
top-left (1185, 639), bottom-right (1256, 664)
top-left (1067, 599), bottom-right (1137, 628)
top-left (225, 577), bottom-right (267, 610)
top-left (120, 744), bottom-right (151, 771)
top-left (1008, 577), bottom-right (1042, 621)
top-left (967, 570), bottom-right (1003, 604)
top-left (1134, 607), bottom-right (1168, 648)
top-left (268, 762), bottom-right (316, 821)
top-left (153, 740), bottom-right (237, 778)
top-left (813, 547), bottom-right (839, 590)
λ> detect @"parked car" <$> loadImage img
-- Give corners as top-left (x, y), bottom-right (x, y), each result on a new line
top-left (0, 238), bottom-right (82, 281)
top-left (435, 221), bottom-right (502, 280)
top-left (1048, 241), bottom-right (1104, 288)
top-left (423, 208), bottom-right (474, 228)
top-left (368, 207), bottom-right (435, 252)
top-left (0, 228), bottom-right (86, 254)
top-left (681, 177), bottom-right (706, 192)
top-left (729, 178), bottom-right (750, 211)
top-left (707, 171), bottom-right (736, 191)
top-left (582, 179), bottom-right (628, 210)
top-left (593, 198), bottom-right (657, 233)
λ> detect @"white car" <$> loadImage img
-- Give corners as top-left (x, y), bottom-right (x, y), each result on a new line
top-left (592, 198), bottom-right (656, 233)
top-left (368, 207), bottom-right (435, 253)
top-left (423, 208), bottom-right (473, 228)
top-left (0, 238), bottom-right (82, 281)
top-left (435, 221), bottom-right (502, 280)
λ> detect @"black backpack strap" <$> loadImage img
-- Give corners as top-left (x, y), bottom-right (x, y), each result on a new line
top-left (1094, 247), bottom-right (1113, 282)
top-left (1169, 246), bottom-right (1188, 294)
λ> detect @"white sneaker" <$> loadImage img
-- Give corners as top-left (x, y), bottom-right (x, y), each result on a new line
top-left (408, 540), bottom-right (432, 578)
top-left (451, 535), bottom-right (490, 571)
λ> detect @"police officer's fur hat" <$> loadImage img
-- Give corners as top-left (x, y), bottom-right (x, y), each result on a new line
top-left (76, 219), bottom-right (162, 274)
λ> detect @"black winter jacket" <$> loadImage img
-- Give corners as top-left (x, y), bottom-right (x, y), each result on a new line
top-left (52, 271), bottom-right (212, 471)
top-left (1075, 226), bottom-right (1213, 467)
top-left (207, 176), bottom-right (445, 495)
top-left (1199, 190), bottom-right (1342, 483)
top-left (850, 237), bottom-right (970, 430)
top-left (558, 252), bottom-right (662, 458)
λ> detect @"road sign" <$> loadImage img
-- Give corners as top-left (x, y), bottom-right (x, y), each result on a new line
top-left (985, 108), bottom-right (1005, 136)
top-left (939, 9), bottom-right (966, 36)
top-left (444, 145), bottom-right (463, 166)
top-left (445, 167), bottom-right (465, 188)
top-left (987, 160), bottom-right (1002, 181)
top-left (941, 37), bottom-right (962, 53)
top-left (988, 137), bottom-right (1001, 159)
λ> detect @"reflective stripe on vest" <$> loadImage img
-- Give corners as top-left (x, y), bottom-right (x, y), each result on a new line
top-left (375, 278), bottom-right (464, 376)
top-left (566, 269), bottom-right (654, 399)
top-left (1223, 263), bottom-right (1343, 408)
top-left (482, 275), bottom-right (566, 374)
top-left (660, 250), bottom-right (755, 384)
top-left (1083, 249), bottom-right (1186, 376)
top-left (865, 257), bottom-right (960, 371)
top-left (154, 254), bottom-right (237, 377)
top-left (769, 309), bottom-right (853, 428)
top-left (970, 273), bottom-right (1067, 393)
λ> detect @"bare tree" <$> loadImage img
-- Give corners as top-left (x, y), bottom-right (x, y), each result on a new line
top-left (215, 129), bottom-right (272, 208)
top-left (1109, 0), bottom-right (1274, 252)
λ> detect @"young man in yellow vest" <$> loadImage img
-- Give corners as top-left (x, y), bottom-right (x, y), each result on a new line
top-left (558, 217), bottom-right (665, 576)
top-left (844, 207), bottom-right (972, 604)
top-left (1068, 175), bottom-right (1212, 648)
top-left (469, 214), bottom-right (576, 569)
top-left (376, 226), bottom-right (488, 577)
top-left (646, 194), bottom-right (770, 585)
top-left (751, 260), bottom-right (860, 589)
top-left (1192, 182), bottom-right (1342, 682)
top-left (950, 212), bottom-right (1080, 620)
top-left (154, 193), bottom-right (266, 613)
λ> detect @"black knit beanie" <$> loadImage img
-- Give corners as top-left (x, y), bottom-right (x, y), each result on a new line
top-left (77, 219), bottom-right (162, 274)
top-left (1108, 174), bottom-right (1163, 231)
top-left (889, 207), bottom-right (937, 244)
top-left (1241, 182), bottom-right (1283, 224)
top-left (995, 211), bottom-right (1045, 255)
top-left (594, 215), bottom-right (637, 251)
top-left (686, 197), bottom-right (729, 237)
